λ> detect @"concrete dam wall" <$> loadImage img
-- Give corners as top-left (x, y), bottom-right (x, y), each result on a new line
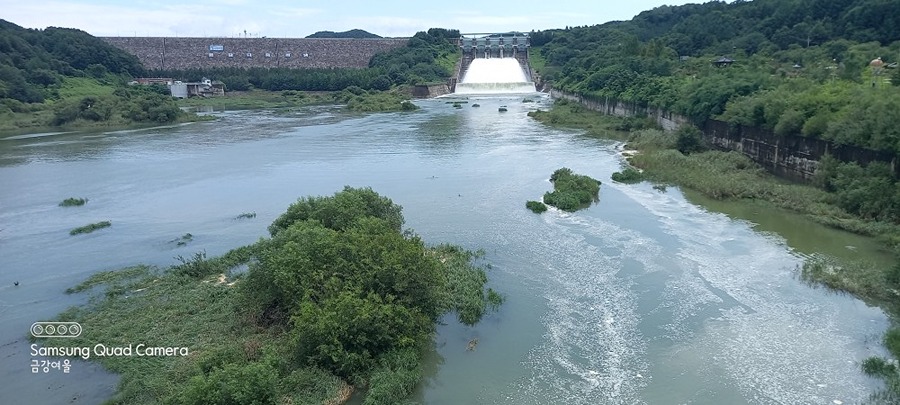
top-left (101, 37), bottom-right (408, 70)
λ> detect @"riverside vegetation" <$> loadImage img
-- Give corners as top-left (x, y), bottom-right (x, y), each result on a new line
top-left (531, 99), bottom-right (900, 402)
top-left (46, 187), bottom-right (502, 404)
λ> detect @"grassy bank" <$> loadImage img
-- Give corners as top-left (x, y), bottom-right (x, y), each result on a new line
top-left (176, 90), bottom-right (335, 110)
top-left (527, 99), bottom-right (659, 139)
top-left (179, 87), bottom-right (417, 113)
top-left (1, 76), bottom-right (206, 133)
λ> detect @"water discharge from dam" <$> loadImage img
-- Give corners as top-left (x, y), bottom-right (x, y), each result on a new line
top-left (454, 58), bottom-right (536, 94)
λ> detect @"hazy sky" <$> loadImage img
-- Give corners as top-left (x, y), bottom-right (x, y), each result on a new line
top-left (3, 0), bottom-right (703, 38)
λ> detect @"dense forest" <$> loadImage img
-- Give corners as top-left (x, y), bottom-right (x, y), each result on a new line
top-left (533, 0), bottom-right (899, 148)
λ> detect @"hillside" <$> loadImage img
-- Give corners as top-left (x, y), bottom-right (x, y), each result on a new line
top-left (306, 29), bottom-right (381, 39)
top-left (0, 19), bottom-right (143, 103)
top-left (0, 19), bottom-right (194, 130)
top-left (534, 0), bottom-right (900, 151)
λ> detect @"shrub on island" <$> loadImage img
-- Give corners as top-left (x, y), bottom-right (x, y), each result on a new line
top-left (526, 200), bottom-right (548, 213)
top-left (540, 168), bottom-right (601, 212)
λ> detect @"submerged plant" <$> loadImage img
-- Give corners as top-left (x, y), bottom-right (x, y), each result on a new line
top-left (69, 221), bottom-right (111, 235)
top-left (172, 233), bottom-right (193, 246)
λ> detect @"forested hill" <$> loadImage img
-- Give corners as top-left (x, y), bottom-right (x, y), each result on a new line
top-left (0, 19), bottom-right (144, 103)
top-left (631, 0), bottom-right (898, 55)
top-left (533, 0), bottom-right (900, 151)
top-left (306, 29), bottom-right (382, 39)
top-left (533, 0), bottom-right (899, 55)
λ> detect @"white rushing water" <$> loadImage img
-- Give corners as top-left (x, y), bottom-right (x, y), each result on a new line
top-left (454, 58), bottom-right (536, 94)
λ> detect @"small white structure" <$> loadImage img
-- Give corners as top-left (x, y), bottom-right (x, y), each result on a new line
top-left (169, 82), bottom-right (188, 98)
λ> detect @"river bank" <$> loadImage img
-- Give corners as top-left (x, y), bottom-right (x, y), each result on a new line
top-left (178, 88), bottom-right (417, 113)
top-left (530, 99), bottom-right (900, 401)
top-left (2, 87), bottom-right (417, 136)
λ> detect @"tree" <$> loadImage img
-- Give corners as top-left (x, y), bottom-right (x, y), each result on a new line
top-left (675, 125), bottom-right (707, 154)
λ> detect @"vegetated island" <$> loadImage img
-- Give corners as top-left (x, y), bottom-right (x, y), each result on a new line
top-left (59, 197), bottom-right (88, 207)
top-left (528, 167), bottom-right (601, 213)
top-left (44, 187), bottom-right (502, 404)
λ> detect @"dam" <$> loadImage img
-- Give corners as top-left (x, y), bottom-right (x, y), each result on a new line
top-left (453, 33), bottom-right (536, 95)
top-left (100, 37), bottom-right (408, 70)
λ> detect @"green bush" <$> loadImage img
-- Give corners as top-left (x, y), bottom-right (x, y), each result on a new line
top-left (268, 186), bottom-right (404, 235)
top-left (541, 168), bottom-right (601, 212)
top-left (59, 197), bottom-right (87, 207)
top-left (886, 328), bottom-right (900, 358)
top-left (526, 200), bottom-right (548, 213)
top-left (182, 361), bottom-right (279, 405)
top-left (363, 348), bottom-right (421, 405)
top-left (675, 125), bottom-right (707, 155)
top-left (862, 356), bottom-right (898, 377)
top-left (611, 168), bottom-right (644, 183)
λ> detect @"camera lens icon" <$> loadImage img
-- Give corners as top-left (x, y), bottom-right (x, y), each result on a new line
top-left (31, 322), bottom-right (82, 338)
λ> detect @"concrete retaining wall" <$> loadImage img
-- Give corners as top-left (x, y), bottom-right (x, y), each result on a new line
top-left (549, 89), bottom-right (897, 181)
top-left (412, 83), bottom-right (452, 98)
top-left (102, 37), bottom-right (408, 70)
top-left (549, 89), bottom-right (690, 131)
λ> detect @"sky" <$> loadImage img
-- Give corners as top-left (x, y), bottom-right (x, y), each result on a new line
top-left (2, 0), bottom-right (701, 38)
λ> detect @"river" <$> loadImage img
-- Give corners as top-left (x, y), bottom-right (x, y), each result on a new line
top-left (0, 95), bottom-right (891, 404)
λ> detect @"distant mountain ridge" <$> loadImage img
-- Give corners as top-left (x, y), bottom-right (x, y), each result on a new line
top-left (306, 29), bottom-right (381, 39)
